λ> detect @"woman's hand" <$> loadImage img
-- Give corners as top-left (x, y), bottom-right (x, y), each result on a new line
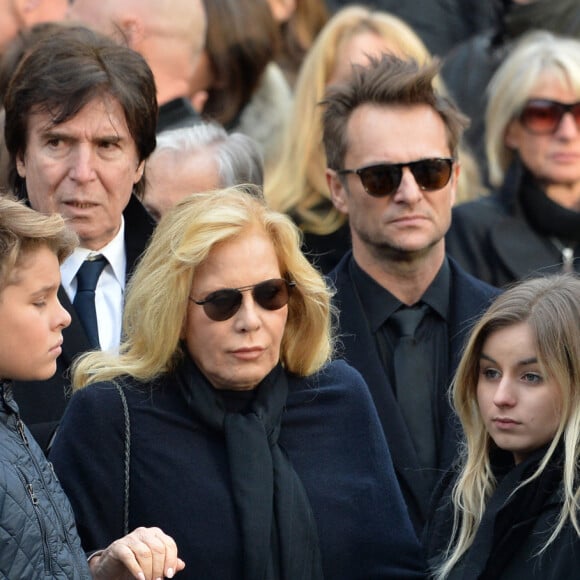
top-left (89, 526), bottom-right (185, 580)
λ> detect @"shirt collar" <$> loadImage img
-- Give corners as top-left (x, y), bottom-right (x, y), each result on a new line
top-left (421, 257), bottom-right (451, 320)
top-left (61, 217), bottom-right (127, 287)
top-left (351, 256), bottom-right (451, 333)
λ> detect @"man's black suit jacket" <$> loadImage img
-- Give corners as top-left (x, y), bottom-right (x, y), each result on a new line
top-left (12, 195), bottom-right (155, 453)
top-left (328, 252), bottom-right (500, 531)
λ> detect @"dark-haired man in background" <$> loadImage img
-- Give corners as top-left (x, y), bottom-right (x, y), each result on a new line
top-left (4, 26), bottom-right (158, 452)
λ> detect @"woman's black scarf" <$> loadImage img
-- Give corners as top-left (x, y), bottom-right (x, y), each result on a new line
top-left (476, 444), bottom-right (564, 579)
top-left (176, 354), bottom-right (323, 580)
top-left (519, 168), bottom-right (580, 243)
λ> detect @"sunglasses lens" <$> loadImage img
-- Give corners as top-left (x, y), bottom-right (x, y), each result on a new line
top-left (520, 101), bottom-right (562, 134)
top-left (203, 289), bottom-right (242, 321)
top-left (253, 279), bottom-right (291, 310)
top-left (412, 159), bottom-right (453, 191)
top-left (359, 165), bottom-right (400, 197)
top-left (198, 279), bottom-right (293, 321)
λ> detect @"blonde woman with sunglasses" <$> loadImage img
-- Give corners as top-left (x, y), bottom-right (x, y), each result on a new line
top-left (447, 31), bottom-right (580, 287)
top-left (49, 186), bottom-right (426, 580)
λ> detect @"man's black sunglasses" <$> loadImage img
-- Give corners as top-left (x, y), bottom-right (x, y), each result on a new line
top-left (337, 157), bottom-right (455, 197)
top-left (190, 278), bottom-right (296, 321)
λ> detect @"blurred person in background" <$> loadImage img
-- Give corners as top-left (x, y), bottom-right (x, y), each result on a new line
top-left (267, 0), bottom-right (329, 87)
top-left (143, 122), bottom-right (264, 220)
top-left (191, 0), bottom-right (292, 171)
top-left (0, 0), bottom-right (67, 55)
top-left (324, 0), bottom-right (498, 57)
top-left (447, 31), bottom-right (580, 287)
top-left (442, 0), bottom-right (580, 184)
top-left (67, 0), bottom-right (206, 133)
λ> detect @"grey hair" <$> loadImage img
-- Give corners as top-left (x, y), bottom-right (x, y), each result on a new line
top-left (485, 31), bottom-right (580, 187)
top-left (155, 122), bottom-right (264, 188)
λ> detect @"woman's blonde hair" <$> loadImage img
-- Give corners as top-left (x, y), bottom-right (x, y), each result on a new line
top-left (486, 31), bottom-right (580, 187)
top-left (73, 186), bottom-right (335, 388)
top-left (264, 5), bottom-right (435, 236)
top-left (435, 274), bottom-right (580, 578)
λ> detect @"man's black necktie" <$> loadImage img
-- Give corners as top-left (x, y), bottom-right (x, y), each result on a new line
top-left (391, 304), bottom-right (437, 471)
top-left (73, 256), bottom-right (107, 348)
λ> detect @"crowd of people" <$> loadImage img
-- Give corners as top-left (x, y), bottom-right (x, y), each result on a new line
top-left (0, 1), bottom-right (579, 579)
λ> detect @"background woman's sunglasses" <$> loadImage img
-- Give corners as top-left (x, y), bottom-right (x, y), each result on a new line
top-left (519, 99), bottom-right (580, 135)
top-left (190, 278), bottom-right (295, 321)
top-left (337, 157), bottom-right (454, 197)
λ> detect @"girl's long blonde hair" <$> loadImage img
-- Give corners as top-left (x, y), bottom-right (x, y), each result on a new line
top-left (434, 275), bottom-right (580, 578)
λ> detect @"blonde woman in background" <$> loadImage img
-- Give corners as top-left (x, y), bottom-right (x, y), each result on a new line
top-left (267, 0), bottom-right (329, 88)
top-left (265, 5), bottom-right (482, 273)
top-left (447, 31), bottom-right (580, 288)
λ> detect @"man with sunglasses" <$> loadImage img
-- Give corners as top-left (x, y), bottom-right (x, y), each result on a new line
top-left (322, 54), bottom-right (499, 534)
top-left (446, 31), bottom-right (580, 287)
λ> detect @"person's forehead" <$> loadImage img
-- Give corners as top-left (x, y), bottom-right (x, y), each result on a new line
top-left (345, 103), bottom-right (450, 156)
top-left (147, 148), bottom-right (220, 197)
top-left (28, 95), bottom-right (130, 133)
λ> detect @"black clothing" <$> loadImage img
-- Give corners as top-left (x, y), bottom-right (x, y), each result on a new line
top-left (329, 252), bottom-right (500, 532)
top-left (0, 382), bottom-right (90, 578)
top-left (447, 161), bottom-right (580, 288)
top-left (176, 357), bottom-right (323, 580)
top-left (425, 446), bottom-right (580, 579)
top-left (353, 258), bottom-right (450, 493)
top-left (12, 195), bottom-right (155, 453)
top-left (157, 97), bottom-right (202, 134)
top-left (51, 359), bottom-right (427, 580)
top-left (301, 221), bottom-right (351, 274)
top-left (353, 258), bottom-right (450, 391)
top-left (390, 304), bottom-right (437, 479)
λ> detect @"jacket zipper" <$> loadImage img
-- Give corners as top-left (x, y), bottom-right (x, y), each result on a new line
top-left (16, 418), bottom-right (85, 576)
top-left (15, 466), bottom-right (52, 575)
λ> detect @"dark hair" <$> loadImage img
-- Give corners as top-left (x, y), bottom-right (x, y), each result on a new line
top-left (3, 25), bottom-right (158, 197)
top-left (201, 0), bottom-right (280, 127)
top-left (321, 54), bottom-right (468, 171)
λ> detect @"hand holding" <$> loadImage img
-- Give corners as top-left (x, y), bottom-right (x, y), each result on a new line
top-left (89, 526), bottom-right (185, 580)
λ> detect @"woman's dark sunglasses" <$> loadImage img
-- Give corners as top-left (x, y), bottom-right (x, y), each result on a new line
top-left (337, 157), bottom-right (454, 197)
top-left (190, 278), bottom-right (296, 321)
top-left (519, 99), bottom-right (580, 135)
